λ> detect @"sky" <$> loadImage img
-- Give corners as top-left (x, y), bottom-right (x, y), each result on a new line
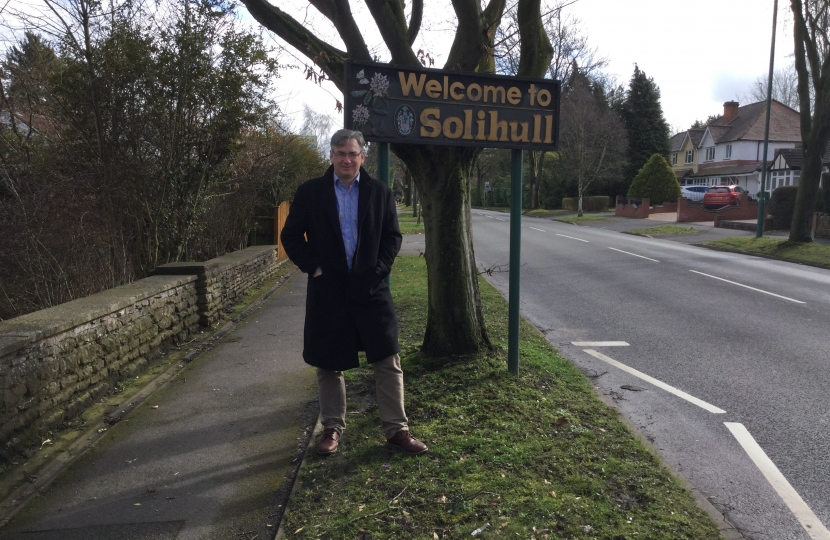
top-left (260, 0), bottom-right (795, 139)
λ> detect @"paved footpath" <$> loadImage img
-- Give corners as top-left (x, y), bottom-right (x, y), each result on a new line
top-left (1, 272), bottom-right (316, 540)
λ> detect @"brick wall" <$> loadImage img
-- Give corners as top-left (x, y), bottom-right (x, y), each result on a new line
top-left (677, 194), bottom-right (759, 223)
top-left (0, 246), bottom-right (280, 458)
top-left (615, 196), bottom-right (650, 218)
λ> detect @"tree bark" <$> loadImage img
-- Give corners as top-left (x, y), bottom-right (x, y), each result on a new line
top-left (394, 144), bottom-right (490, 355)
top-left (788, 0), bottom-right (830, 242)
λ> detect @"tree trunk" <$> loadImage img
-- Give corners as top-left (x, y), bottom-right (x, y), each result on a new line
top-left (789, 145), bottom-right (822, 241)
top-left (394, 144), bottom-right (491, 355)
top-left (403, 168), bottom-right (412, 206)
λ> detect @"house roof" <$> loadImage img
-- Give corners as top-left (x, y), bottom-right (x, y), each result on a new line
top-left (773, 148), bottom-right (803, 170)
top-left (674, 168), bottom-right (693, 179)
top-left (688, 129), bottom-right (705, 147)
top-left (691, 161), bottom-right (762, 177)
top-left (704, 100), bottom-right (801, 144)
top-left (669, 132), bottom-right (686, 152)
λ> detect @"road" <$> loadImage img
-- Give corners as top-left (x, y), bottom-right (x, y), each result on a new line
top-left (471, 209), bottom-right (830, 540)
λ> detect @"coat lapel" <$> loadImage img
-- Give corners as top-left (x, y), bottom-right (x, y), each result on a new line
top-left (357, 168), bottom-right (374, 233)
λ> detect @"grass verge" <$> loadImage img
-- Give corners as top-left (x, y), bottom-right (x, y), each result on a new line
top-left (555, 215), bottom-right (615, 223)
top-left (704, 236), bottom-right (830, 269)
top-left (398, 208), bottom-right (425, 235)
top-left (281, 256), bottom-right (720, 539)
top-left (627, 226), bottom-right (700, 236)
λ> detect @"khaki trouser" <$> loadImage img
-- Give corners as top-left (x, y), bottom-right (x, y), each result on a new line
top-left (316, 354), bottom-right (407, 439)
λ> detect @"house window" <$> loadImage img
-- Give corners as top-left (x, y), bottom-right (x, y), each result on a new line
top-left (705, 147), bottom-right (716, 161)
top-left (792, 171), bottom-right (800, 186)
top-left (725, 144), bottom-right (732, 159)
top-left (685, 150), bottom-right (694, 164)
top-left (672, 153), bottom-right (678, 165)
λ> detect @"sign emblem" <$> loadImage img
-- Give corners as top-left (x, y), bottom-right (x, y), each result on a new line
top-left (394, 105), bottom-right (416, 136)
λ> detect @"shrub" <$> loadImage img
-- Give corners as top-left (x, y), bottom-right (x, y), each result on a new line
top-left (561, 196), bottom-right (610, 212)
top-left (627, 154), bottom-right (681, 205)
top-left (769, 185), bottom-right (825, 229)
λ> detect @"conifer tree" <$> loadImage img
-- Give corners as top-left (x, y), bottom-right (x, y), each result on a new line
top-left (627, 153), bottom-right (680, 205)
top-left (620, 65), bottom-right (671, 189)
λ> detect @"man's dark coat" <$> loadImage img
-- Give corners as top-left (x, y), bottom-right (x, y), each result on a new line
top-left (281, 166), bottom-right (402, 371)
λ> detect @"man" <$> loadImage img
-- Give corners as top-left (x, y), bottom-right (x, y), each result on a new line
top-left (281, 129), bottom-right (427, 456)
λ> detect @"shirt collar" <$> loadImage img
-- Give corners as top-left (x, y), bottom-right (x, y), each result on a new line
top-left (334, 171), bottom-right (360, 188)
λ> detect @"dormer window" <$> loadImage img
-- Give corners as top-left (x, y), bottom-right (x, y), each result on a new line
top-left (705, 147), bottom-right (715, 161)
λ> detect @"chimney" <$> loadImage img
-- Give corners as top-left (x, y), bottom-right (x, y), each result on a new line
top-left (723, 101), bottom-right (739, 124)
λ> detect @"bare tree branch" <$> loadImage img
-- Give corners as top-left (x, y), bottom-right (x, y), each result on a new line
top-left (407, 0), bottom-right (423, 45)
top-left (307, 0), bottom-right (371, 61)
top-left (239, 0), bottom-right (348, 88)
top-left (364, 0), bottom-right (420, 65)
top-left (517, 0), bottom-right (553, 77)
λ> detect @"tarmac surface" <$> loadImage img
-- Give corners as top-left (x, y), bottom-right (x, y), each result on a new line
top-left (1, 208), bottom-right (825, 539)
top-left (1, 271), bottom-right (317, 540)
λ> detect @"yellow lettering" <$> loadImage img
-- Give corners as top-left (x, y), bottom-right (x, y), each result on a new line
top-left (463, 110), bottom-right (474, 139)
top-left (443, 116), bottom-right (464, 139)
top-left (538, 89), bottom-right (552, 107)
top-left (488, 111), bottom-right (508, 141)
top-left (483, 85), bottom-right (506, 104)
top-left (450, 82), bottom-right (465, 100)
top-left (426, 79), bottom-right (442, 98)
top-left (475, 110), bottom-right (486, 140)
top-left (467, 83), bottom-right (482, 102)
top-left (510, 121), bottom-right (530, 142)
top-left (507, 87), bottom-right (522, 105)
top-left (528, 84), bottom-right (538, 106)
top-left (420, 108), bottom-right (441, 137)
top-left (399, 72), bottom-right (426, 97)
top-left (544, 115), bottom-right (553, 144)
top-left (532, 115), bottom-right (542, 143)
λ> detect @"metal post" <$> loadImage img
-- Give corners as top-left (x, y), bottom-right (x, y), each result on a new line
top-left (378, 142), bottom-right (392, 287)
top-left (508, 149), bottom-right (523, 375)
top-left (756, 0), bottom-right (778, 238)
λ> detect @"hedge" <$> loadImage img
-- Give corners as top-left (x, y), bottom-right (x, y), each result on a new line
top-left (768, 185), bottom-right (826, 230)
top-left (562, 196), bottom-right (610, 212)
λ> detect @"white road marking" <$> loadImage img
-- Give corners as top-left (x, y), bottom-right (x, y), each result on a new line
top-left (494, 217), bottom-right (507, 222)
top-left (583, 349), bottom-right (726, 414)
top-left (725, 422), bottom-right (830, 539)
top-left (608, 247), bottom-right (660, 262)
top-left (529, 227), bottom-right (546, 232)
top-left (571, 341), bottom-right (630, 347)
top-left (484, 215), bottom-right (494, 219)
top-left (689, 270), bottom-right (805, 304)
top-left (556, 233), bottom-right (589, 243)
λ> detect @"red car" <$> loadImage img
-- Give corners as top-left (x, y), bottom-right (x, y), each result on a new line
top-left (703, 185), bottom-right (747, 209)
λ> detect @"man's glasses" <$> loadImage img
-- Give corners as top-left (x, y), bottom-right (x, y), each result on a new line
top-left (333, 151), bottom-right (363, 159)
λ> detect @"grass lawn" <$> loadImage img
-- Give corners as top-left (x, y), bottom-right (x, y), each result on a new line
top-left (555, 215), bottom-right (615, 223)
top-left (705, 236), bottom-right (830, 269)
top-left (398, 207), bottom-right (425, 234)
top-left (627, 225), bottom-right (700, 236)
top-left (280, 257), bottom-right (720, 539)
top-left (524, 209), bottom-right (571, 218)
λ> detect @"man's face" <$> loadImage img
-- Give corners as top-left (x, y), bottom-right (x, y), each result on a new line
top-left (330, 138), bottom-right (365, 182)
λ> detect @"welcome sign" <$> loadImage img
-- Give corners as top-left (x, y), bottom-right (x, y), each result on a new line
top-left (344, 61), bottom-right (560, 151)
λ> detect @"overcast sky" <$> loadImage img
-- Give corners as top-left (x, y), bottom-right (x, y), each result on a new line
top-left (256, 0), bottom-right (794, 137)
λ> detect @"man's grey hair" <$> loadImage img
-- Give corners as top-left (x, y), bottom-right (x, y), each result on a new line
top-left (330, 129), bottom-right (366, 151)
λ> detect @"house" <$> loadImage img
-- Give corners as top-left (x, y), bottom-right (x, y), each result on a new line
top-left (670, 129), bottom-right (705, 185)
top-left (688, 100), bottom-right (801, 193)
top-left (763, 141), bottom-right (830, 192)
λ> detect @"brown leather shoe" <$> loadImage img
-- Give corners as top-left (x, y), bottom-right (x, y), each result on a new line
top-left (386, 429), bottom-right (428, 455)
top-left (316, 428), bottom-right (340, 455)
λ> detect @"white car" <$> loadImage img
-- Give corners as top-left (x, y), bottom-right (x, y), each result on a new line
top-left (680, 185), bottom-right (708, 201)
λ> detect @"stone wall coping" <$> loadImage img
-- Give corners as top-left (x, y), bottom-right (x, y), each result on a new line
top-left (0, 274), bottom-right (197, 358)
top-left (153, 246), bottom-right (276, 277)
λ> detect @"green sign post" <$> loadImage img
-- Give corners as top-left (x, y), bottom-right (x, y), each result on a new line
top-left (344, 60), bottom-right (560, 375)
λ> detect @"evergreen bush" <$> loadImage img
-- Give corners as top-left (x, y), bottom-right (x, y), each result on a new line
top-left (626, 154), bottom-right (681, 205)
top-left (561, 196), bottom-right (610, 212)
top-left (769, 185), bottom-right (825, 229)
